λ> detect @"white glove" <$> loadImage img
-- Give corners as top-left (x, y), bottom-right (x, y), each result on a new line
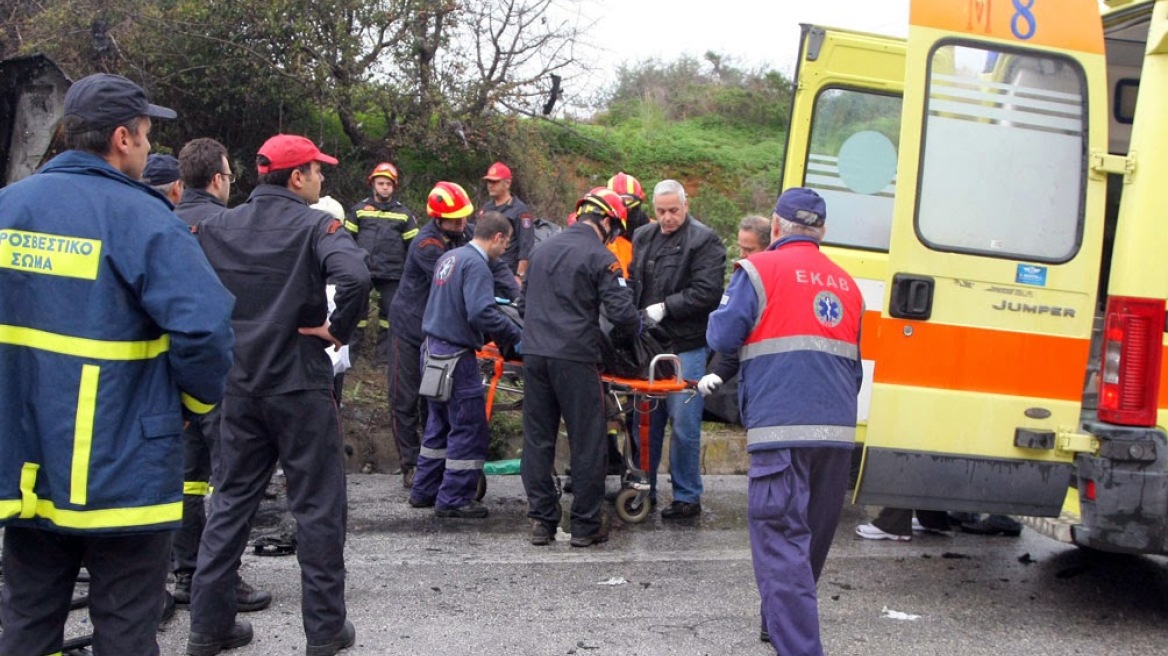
top-left (645, 302), bottom-right (666, 323)
top-left (697, 373), bottom-right (723, 396)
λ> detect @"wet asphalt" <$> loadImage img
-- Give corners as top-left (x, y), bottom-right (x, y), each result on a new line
top-left (52, 474), bottom-right (1168, 654)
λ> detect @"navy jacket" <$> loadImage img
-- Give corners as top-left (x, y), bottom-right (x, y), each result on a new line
top-left (0, 150), bottom-right (234, 533)
top-left (422, 243), bottom-right (521, 350)
top-left (198, 185), bottom-right (370, 396)
top-left (174, 187), bottom-right (227, 228)
top-left (344, 196), bottom-right (419, 281)
top-left (481, 196), bottom-right (534, 274)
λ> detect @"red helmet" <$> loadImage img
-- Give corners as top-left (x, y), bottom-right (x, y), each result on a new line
top-left (607, 171), bottom-right (645, 207)
top-left (575, 187), bottom-right (628, 233)
top-left (427, 181), bottom-right (474, 219)
top-left (367, 162), bottom-right (399, 184)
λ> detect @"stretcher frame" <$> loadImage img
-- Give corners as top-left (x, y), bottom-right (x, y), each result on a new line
top-left (476, 344), bottom-right (692, 523)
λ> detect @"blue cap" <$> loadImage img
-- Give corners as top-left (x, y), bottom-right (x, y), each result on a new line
top-left (142, 154), bottom-right (180, 186)
top-left (63, 74), bottom-right (176, 133)
top-left (774, 187), bottom-right (826, 227)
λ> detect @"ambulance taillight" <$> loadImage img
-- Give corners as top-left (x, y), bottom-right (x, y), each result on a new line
top-left (1097, 296), bottom-right (1165, 427)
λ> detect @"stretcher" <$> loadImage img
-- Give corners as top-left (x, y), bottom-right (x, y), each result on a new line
top-left (476, 344), bottom-right (693, 524)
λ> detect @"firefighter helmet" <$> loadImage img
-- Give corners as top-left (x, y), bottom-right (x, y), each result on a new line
top-left (606, 171), bottom-right (645, 207)
top-left (367, 162), bottom-right (399, 184)
top-left (576, 187), bottom-right (628, 232)
top-left (427, 181), bottom-right (474, 219)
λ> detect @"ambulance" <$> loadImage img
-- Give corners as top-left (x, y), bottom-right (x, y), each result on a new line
top-left (781, 0), bottom-right (1168, 554)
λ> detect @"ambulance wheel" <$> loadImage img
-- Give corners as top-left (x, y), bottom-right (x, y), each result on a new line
top-left (475, 473), bottom-right (487, 501)
top-left (615, 488), bottom-right (651, 524)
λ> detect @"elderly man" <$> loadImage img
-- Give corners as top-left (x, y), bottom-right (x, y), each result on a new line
top-left (142, 153), bottom-right (184, 203)
top-left (707, 187), bottom-right (864, 656)
top-left (628, 179), bottom-right (726, 519)
top-left (0, 73), bottom-right (234, 655)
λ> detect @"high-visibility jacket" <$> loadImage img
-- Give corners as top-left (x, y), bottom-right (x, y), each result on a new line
top-left (607, 236), bottom-right (633, 278)
top-left (0, 150), bottom-right (235, 533)
top-left (344, 197), bottom-right (418, 281)
top-left (707, 236), bottom-right (863, 451)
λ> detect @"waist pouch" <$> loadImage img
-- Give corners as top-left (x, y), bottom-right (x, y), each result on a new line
top-left (419, 347), bottom-right (467, 402)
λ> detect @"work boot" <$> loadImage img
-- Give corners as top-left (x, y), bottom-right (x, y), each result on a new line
top-left (407, 495), bottom-right (435, 508)
top-left (435, 501), bottom-right (489, 519)
top-left (569, 530), bottom-right (609, 548)
top-left (530, 521), bottom-right (555, 546)
top-left (959, 514), bottom-right (1023, 537)
top-left (173, 571), bottom-right (193, 604)
top-left (235, 576), bottom-right (272, 612)
top-left (660, 500), bottom-right (701, 519)
top-left (187, 619), bottom-right (253, 656)
top-left (760, 622), bottom-right (770, 643)
top-left (306, 619), bottom-right (356, 656)
top-left (401, 464), bottom-right (415, 489)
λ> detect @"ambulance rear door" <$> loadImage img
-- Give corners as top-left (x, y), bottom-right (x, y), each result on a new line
top-left (856, 0), bottom-right (1110, 516)
top-left (780, 25), bottom-right (906, 442)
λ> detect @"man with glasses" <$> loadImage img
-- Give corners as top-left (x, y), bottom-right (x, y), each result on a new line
top-left (171, 137), bottom-right (272, 616)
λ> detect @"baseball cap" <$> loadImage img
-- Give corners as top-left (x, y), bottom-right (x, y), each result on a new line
top-left (63, 74), bottom-right (176, 133)
top-left (483, 161), bottom-right (512, 181)
top-left (142, 154), bottom-right (180, 186)
top-left (256, 134), bottom-right (339, 174)
top-left (774, 187), bottom-right (827, 227)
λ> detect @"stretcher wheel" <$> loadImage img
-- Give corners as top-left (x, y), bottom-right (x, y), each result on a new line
top-left (615, 488), bottom-right (651, 524)
top-left (475, 472), bottom-right (487, 501)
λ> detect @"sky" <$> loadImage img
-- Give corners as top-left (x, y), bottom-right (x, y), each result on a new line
top-left (558, 0), bottom-right (909, 90)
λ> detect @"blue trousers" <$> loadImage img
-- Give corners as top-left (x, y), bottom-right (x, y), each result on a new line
top-left (640, 346), bottom-right (706, 503)
top-left (748, 446), bottom-right (851, 656)
top-left (412, 338), bottom-right (488, 509)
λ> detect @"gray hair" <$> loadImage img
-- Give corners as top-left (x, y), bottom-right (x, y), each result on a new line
top-left (776, 216), bottom-right (825, 241)
top-left (652, 179), bottom-right (687, 204)
top-left (151, 181), bottom-right (178, 198)
top-left (738, 215), bottom-right (771, 248)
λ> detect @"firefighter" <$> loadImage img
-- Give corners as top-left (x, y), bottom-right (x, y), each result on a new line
top-left (707, 187), bottom-right (864, 656)
top-left (480, 161), bottom-right (534, 282)
top-left (188, 134), bottom-right (369, 655)
top-left (520, 188), bottom-right (640, 547)
top-left (345, 161), bottom-right (420, 363)
top-left (390, 182), bottom-right (520, 490)
top-left (410, 206), bottom-right (521, 518)
top-left (0, 73), bottom-right (234, 655)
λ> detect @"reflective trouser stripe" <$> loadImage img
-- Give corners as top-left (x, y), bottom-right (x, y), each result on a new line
top-left (70, 365), bottom-right (99, 505)
top-left (446, 459), bottom-right (484, 471)
top-left (357, 320), bottom-right (368, 328)
top-left (0, 324), bottom-right (169, 360)
top-left (181, 393), bottom-right (215, 415)
top-left (184, 481), bottom-right (210, 496)
top-left (420, 446), bottom-right (447, 459)
top-left (378, 319), bottom-right (389, 329)
top-left (746, 425), bottom-right (857, 446)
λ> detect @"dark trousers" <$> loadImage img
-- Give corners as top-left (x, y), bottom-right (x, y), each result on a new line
top-left (872, 507), bottom-right (951, 537)
top-left (411, 340), bottom-right (488, 508)
top-left (748, 446), bottom-right (851, 656)
top-left (353, 278), bottom-right (398, 362)
top-left (520, 355), bottom-right (607, 538)
top-left (190, 390), bottom-right (348, 643)
top-left (172, 406), bottom-right (220, 575)
top-left (388, 333), bottom-right (426, 469)
top-left (0, 526), bottom-right (171, 656)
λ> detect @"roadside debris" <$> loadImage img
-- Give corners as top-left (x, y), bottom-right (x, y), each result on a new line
top-left (881, 606), bottom-right (921, 621)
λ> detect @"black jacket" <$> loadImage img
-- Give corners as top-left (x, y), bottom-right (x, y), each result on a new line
top-left (480, 196), bottom-right (534, 274)
top-left (629, 216), bottom-right (726, 353)
top-left (174, 188), bottom-right (227, 228)
top-left (522, 223), bottom-right (639, 364)
top-left (198, 185), bottom-right (371, 395)
top-left (344, 197), bottom-right (419, 281)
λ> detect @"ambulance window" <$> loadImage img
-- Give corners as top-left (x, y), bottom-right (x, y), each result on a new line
top-left (806, 88), bottom-right (901, 251)
top-left (917, 44), bottom-right (1086, 263)
top-left (1114, 79), bottom-right (1138, 124)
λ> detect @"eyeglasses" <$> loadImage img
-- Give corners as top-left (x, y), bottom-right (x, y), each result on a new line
top-left (218, 171), bottom-right (236, 183)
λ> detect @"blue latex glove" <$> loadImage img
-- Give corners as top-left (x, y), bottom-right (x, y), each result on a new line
top-left (513, 341), bottom-right (522, 354)
top-left (495, 296), bottom-right (512, 305)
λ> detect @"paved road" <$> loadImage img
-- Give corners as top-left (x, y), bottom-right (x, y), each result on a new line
top-left (56, 474), bottom-right (1168, 654)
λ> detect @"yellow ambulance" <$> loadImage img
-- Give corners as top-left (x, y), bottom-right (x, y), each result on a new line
top-left (782, 0), bottom-right (1168, 554)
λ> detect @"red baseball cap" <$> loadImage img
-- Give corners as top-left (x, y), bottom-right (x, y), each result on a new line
top-left (256, 134), bottom-right (339, 174)
top-left (483, 161), bottom-right (512, 181)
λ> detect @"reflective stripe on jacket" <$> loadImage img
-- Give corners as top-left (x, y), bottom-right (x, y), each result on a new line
top-left (707, 237), bottom-right (863, 451)
top-left (345, 197), bottom-right (418, 280)
top-left (0, 150), bottom-right (235, 533)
